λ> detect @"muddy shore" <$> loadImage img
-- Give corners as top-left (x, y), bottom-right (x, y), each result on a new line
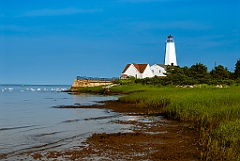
top-left (5, 100), bottom-right (202, 160)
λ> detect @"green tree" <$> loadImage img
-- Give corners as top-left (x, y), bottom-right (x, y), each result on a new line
top-left (210, 65), bottom-right (230, 80)
top-left (182, 66), bottom-right (191, 77)
top-left (165, 65), bottom-right (184, 76)
top-left (164, 66), bottom-right (194, 85)
top-left (189, 63), bottom-right (210, 79)
top-left (234, 59), bottom-right (240, 79)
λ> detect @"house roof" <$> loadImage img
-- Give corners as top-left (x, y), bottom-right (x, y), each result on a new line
top-left (122, 64), bottom-right (131, 73)
top-left (155, 64), bottom-right (167, 69)
top-left (122, 63), bottom-right (148, 74)
top-left (133, 64), bottom-right (148, 73)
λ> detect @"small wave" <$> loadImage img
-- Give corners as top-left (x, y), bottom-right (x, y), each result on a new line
top-left (84, 114), bottom-right (121, 121)
top-left (62, 114), bottom-right (121, 123)
top-left (44, 97), bottom-right (54, 100)
top-left (34, 131), bottom-right (62, 137)
top-left (2, 132), bottom-right (89, 159)
top-left (1, 88), bottom-right (13, 93)
top-left (62, 119), bottom-right (82, 123)
top-left (1, 86), bottom-right (68, 93)
top-left (0, 125), bottom-right (36, 131)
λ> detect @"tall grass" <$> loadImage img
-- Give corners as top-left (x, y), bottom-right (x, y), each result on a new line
top-left (77, 86), bottom-right (104, 93)
top-left (108, 84), bottom-right (152, 94)
top-left (114, 85), bottom-right (240, 160)
top-left (76, 84), bottom-right (151, 94)
top-left (205, 119), bottom-right (240, 160)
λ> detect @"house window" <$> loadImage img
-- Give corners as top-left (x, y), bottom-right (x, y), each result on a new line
top-left (152, 70), bottom-right (154, 73)
top-left (159, 70), bottom-right (161, 73)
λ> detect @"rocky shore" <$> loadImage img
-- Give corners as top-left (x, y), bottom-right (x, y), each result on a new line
top-left (27, 100), bottom-right (201, 160)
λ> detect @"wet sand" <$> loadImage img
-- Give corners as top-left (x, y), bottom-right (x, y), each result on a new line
top-left (3, 100), bottom-right (201, 160)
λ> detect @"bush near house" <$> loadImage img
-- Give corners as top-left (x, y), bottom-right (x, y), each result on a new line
top-left (132, 60), bottom-right (239, 86)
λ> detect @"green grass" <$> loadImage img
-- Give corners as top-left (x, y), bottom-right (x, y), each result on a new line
top-left (114, 85), bottom-right (240, 160)
top-left (206, 119), bottom-right (240, 160)
top-left (77, 86), bottom-right (104, 93)
top-left (108, 84), bottom-right (153, 94)
top-left (76, 84), bottom-right (240, 160)
top-left (76, 84), bottom-right (153, 94)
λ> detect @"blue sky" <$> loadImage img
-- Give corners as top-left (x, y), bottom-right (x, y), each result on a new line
top-left (0, 0), bottom-right (239, 85)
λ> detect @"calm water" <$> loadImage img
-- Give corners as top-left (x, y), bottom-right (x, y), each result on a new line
top-left (0, 84), bottom-right (142, 159)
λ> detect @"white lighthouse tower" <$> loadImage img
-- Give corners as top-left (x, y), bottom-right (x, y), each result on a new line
top-left (164, 35), bottom-right (177, 66)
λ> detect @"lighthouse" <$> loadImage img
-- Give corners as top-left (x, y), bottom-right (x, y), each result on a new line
top-left (164, 35), bottom-right (177, 66)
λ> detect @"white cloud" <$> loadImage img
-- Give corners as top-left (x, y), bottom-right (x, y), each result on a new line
top-left (18, 8), bottom-right (102, 17)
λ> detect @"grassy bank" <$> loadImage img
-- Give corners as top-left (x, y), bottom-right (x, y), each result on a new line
top-left (75, 84), bottom-right (240, 160)
top-left (76, 84), bottom-right (152, 94)
top-left (110, 85), bottom-right (240, 160)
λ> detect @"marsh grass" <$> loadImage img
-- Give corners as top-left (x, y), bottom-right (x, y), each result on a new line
top-left (114, 85), bottom-right (240, 160)
top-left (204, 119), bottom-right (240, 160)
top-left (77, 86), bottom-right (104, 93)
top-left (76, 84), bottom-right (240, 160)
top-left (77, 84), bottom-right (151, 94)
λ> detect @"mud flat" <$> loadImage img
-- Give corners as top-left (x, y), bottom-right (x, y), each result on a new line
top-left (3, 101), bottom-right (201, 160)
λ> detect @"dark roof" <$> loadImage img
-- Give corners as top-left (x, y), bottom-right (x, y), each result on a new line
top-left (122, 63), bottom-right (148, 74)
top-left (156, 64), bottom-right (167, 68)
top-left (168, 35), bottom-right (173, 38)
top-left (122, 64), bottom-right (131, 73)
top-left (133, 64), bottom-right (148, 73)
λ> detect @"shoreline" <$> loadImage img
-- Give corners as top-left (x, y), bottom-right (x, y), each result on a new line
top-left (28, 100), bottom-right (201, 160)
top-left (55, 100), bottom-right (163, 115)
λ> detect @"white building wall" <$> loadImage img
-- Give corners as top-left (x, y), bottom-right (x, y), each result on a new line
top-left (165, 42), bottom-right (177, 66)
top-left (150, 64), bottom-right (166, 77)
top-left (122, 64), bottom-right (154, 79)
top-left (123, 64), bottom-right (140, 78)
top-left (142, 64), bottom-right (154, 78)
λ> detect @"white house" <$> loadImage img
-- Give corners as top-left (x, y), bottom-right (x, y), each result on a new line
top-left (150, 64), bottom-right (167, 77)
top-left (120, 35), bottom-right (177, 79)
top-left (121, 64), bottom-right (154, 79)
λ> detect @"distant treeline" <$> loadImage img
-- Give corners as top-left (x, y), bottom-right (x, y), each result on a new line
top-left (121, 59), bottom-right (240, 86)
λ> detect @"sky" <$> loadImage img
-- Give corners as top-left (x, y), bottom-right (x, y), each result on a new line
top-left (0, 0), bottom-right (239, 85)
